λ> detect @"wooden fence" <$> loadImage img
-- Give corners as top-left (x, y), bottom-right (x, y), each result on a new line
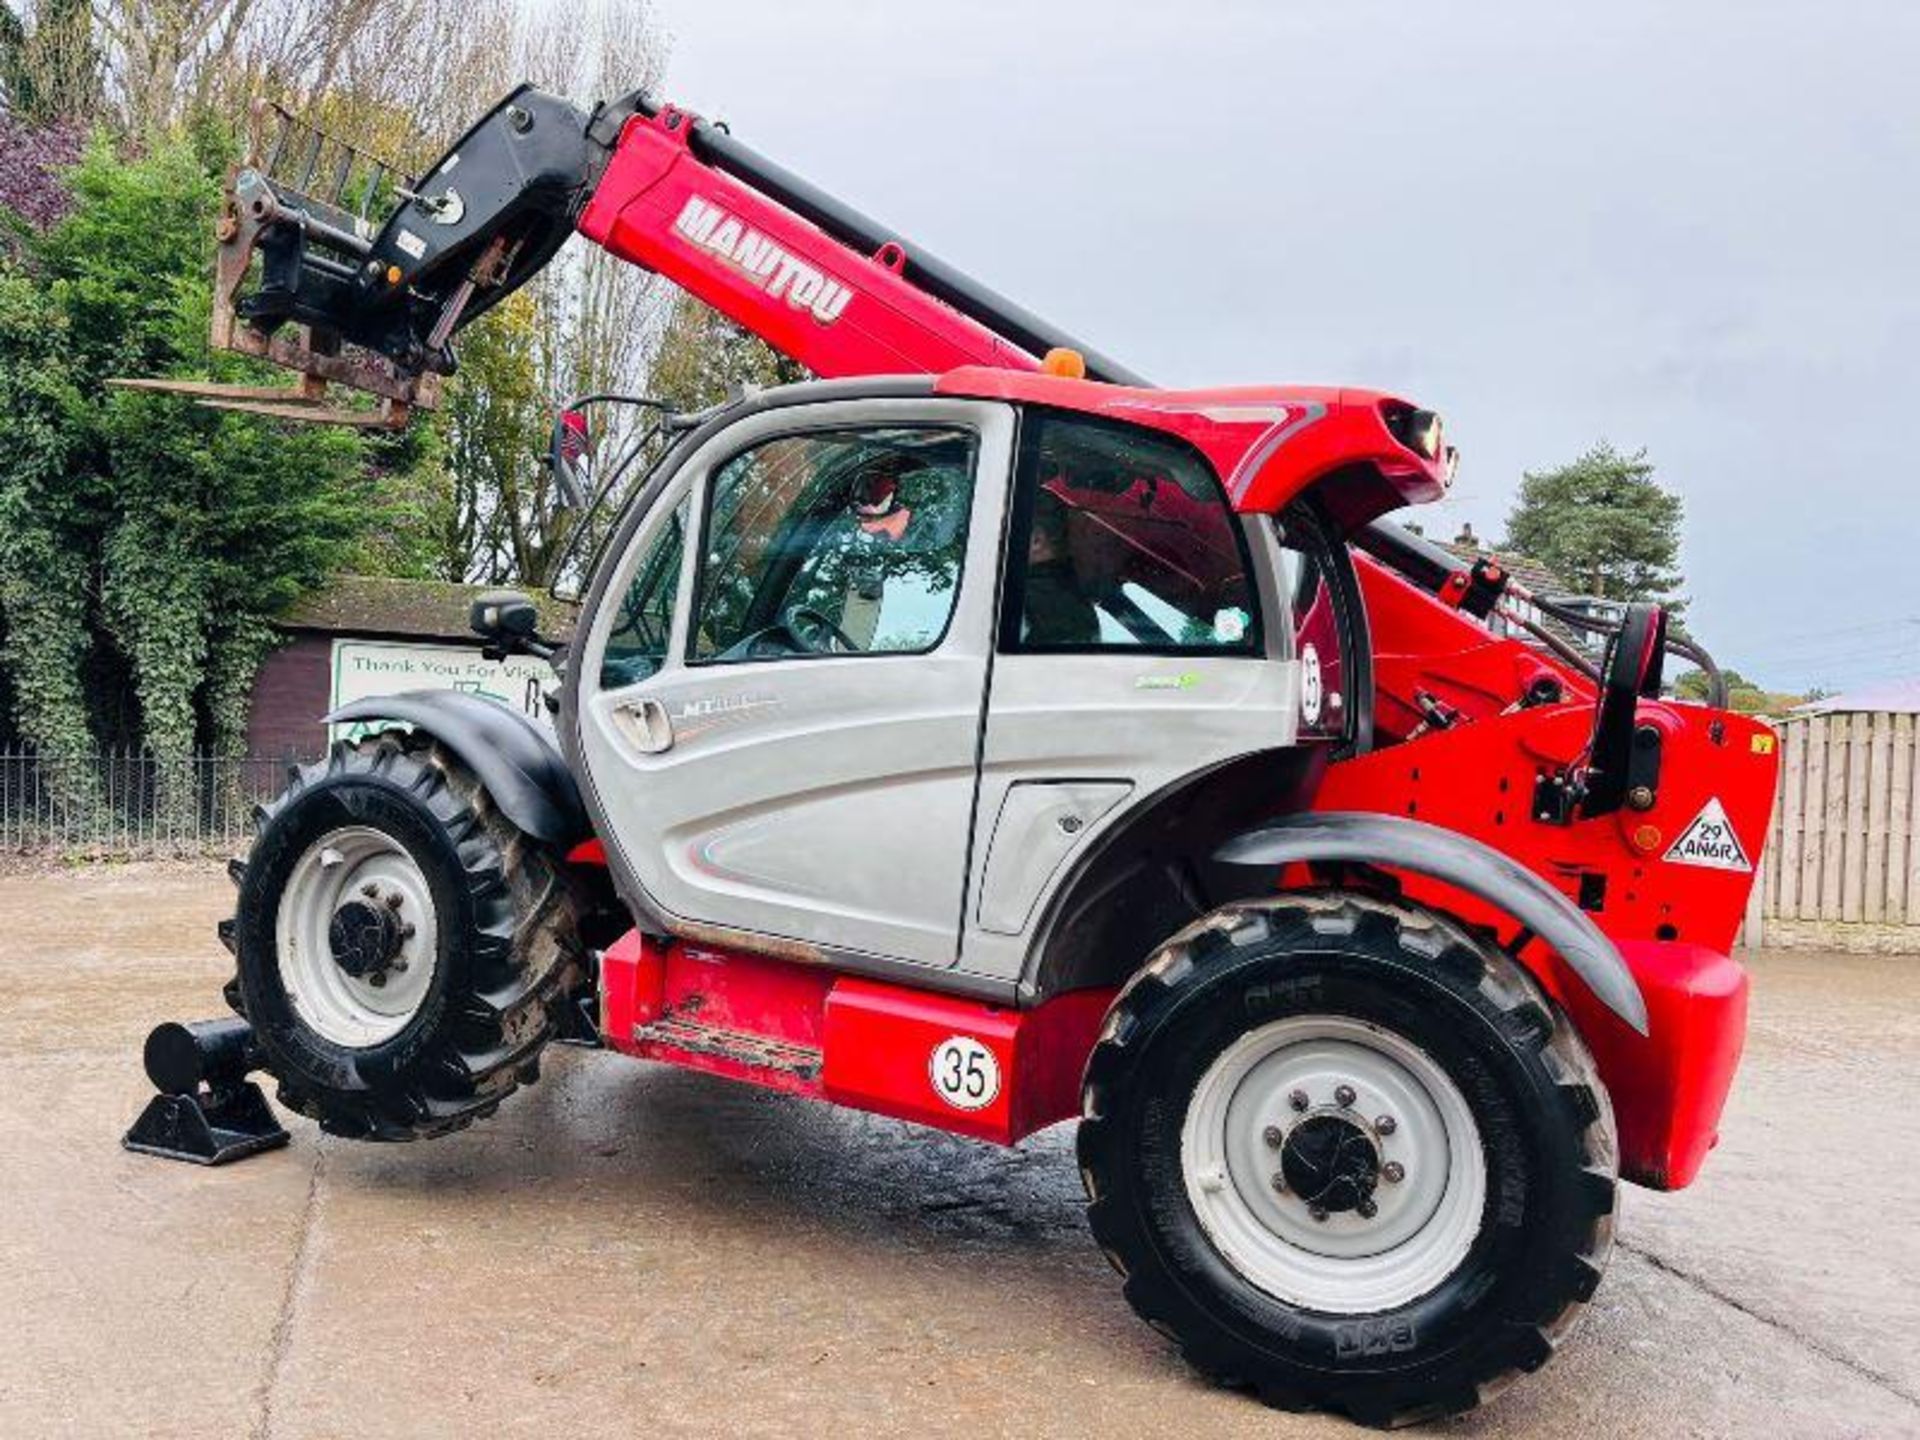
top-left (1743, 711), bottom-right (1920, 951)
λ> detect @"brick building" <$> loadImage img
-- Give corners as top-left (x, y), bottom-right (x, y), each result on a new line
top-left (246, 577), bottom-right (575, 760)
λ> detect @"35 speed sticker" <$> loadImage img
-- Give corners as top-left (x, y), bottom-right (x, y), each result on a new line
top-left (929, 1035), bottom-right (1000, 1111)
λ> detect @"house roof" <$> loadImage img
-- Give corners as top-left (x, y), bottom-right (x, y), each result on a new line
top-left (279, 576), bottom-right (579, 642)
top-left (1430, 535), bottom-right (1573, 599)
top-left (1792, 679), bottom-right (1920, 716)
top-left (1417, 528), bottom-right (1597, 651)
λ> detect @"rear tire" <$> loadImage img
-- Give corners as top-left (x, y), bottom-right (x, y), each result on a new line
top-left (1078, 893), bottom-right (1616, 1428)
top-left (226, 731), bottom-right (583, 1141)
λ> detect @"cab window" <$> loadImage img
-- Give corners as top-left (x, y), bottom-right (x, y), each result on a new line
top-left (1001, 412), bottom-right (1260, 654)
top-left (599, 497), bottom-right (688, 689)
top-left (692, 426), bottom-right (978, 662)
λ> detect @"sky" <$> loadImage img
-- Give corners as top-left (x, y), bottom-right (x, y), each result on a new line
top-left (646, 0), bottom-right (1919, 694)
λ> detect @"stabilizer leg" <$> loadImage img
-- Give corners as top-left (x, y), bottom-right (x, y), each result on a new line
top-left (123, 1018), bottom-right (290, 1166)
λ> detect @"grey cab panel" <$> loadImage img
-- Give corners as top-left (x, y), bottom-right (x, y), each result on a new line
top-left (975, 781), bottom-right (1134, 935)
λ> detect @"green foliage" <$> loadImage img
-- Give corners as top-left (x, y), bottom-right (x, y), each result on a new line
top-left (1673, 666), bottom-right (1804, 715)
top-left (1503, 442), bottom-right (1684, 607)
top-left (0, 264), bottom-right (95, 766)
top-left (440, 291), bottom-right (566, 585)
top-left (0, 0), bottom-right (97, 125)
top-left (0, 132), bottom-right (417, 787)
top-left (650, 289), bottom-right (806, 412)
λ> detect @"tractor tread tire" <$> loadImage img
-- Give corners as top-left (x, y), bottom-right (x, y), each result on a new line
top-left (227, 730), bottom-right (583, 1143)
top-left (1078, 892), bottom-right (1616, 1429)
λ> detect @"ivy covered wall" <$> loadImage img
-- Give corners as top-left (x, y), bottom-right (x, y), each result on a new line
top-left (0, 135), bottom-right (429, 816)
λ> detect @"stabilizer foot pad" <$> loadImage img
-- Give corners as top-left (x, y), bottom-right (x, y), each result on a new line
top-left (123, 1081), bottom-right (290, 1166)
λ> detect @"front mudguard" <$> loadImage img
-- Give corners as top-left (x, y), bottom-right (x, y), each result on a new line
top-left (1217, 812), bottom-right (1650, 1034)
top-left (325, 691), bottom-right (588, 847)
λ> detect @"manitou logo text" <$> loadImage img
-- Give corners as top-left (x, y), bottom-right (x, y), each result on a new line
top-left (673, 196), bottom-right (853, 325)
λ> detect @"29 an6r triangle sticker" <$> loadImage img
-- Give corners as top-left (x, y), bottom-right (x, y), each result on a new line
top-left (1663, 797), bottom-right (1752, 872)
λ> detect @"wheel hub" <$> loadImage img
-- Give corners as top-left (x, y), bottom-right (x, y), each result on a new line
top-left (1278, 1113), bottom-right (1381, 1214)
top-left (277, 826), bottom-right (439, 1047)
top-left (1180, 1015), bottom-right (1487, 1313)
top-left (327, 899), bottom-right (403, 980)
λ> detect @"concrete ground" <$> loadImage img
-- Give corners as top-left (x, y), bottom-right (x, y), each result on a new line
top-left (1, 864), bottom-right (1916, 1439)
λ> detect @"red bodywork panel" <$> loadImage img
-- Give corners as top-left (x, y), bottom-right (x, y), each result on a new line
top-left (1310, 696), bottom-right (1774, 1188)
top-left (1314, 558), bottom-right (1776, 1185)
top-left (563, 100), bottom-right (1775, 1189)
top-left (578, 111), bottom-right (1036, 378)
top-left (598, 931), bottom-right (1109, 1145)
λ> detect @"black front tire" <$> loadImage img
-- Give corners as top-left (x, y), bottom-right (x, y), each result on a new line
top-left (1078, 893), bottom-right (1616, 1428)
top-left (226, 731), bottom-right (583, 1141)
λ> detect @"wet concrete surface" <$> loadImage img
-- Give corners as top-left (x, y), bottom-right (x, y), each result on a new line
top-left (1, 862), bottom-right (1916, 1438)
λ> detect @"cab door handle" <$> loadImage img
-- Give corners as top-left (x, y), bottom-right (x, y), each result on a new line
top-left (614, 697), bottom-right (674, 754)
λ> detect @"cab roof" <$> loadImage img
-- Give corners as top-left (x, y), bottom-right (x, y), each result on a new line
top-left (935, 368), bottom-right (1452, 527)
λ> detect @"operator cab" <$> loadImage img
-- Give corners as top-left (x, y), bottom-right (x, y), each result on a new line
top-left (563, 378), bottom-right (1363, 991)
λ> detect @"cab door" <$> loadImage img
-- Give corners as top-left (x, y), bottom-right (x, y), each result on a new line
top-left (571, 397), bottom-right (1013, 969)
top-left (963, 410), bottom-right (1301, 983)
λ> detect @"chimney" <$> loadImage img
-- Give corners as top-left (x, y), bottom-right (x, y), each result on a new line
top-left (1454, 521), bottom-right (1478, 549)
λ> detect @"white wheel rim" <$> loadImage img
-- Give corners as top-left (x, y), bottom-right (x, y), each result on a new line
top-left (1180, 1014), bottom-right (1486, 1314)
top-left (275, 825), bottom-right (440, 1048)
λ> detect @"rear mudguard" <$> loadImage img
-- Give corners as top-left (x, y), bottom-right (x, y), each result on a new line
top-left (325, 692), bottom-right (588, 847)
top-left (1216, 810), bottom-right (1650, 1035)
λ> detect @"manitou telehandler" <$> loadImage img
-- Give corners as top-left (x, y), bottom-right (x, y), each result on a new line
top-left (123, 87), bottom-right (1777, 1427)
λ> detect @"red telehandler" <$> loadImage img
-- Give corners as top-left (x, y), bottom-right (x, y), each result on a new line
top-left (123, 88), bottom-right (1778, 1427)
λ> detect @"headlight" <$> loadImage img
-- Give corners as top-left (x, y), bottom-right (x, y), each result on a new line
top-left (1402, 408), bottom-right (1445, 460)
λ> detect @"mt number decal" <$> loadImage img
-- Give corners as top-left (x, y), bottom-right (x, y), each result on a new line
top-left (929, 1035), bottom-right (1000, 1111)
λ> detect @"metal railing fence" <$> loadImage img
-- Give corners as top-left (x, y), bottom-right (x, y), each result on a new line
top-left (0, 747), bottom-right (308, 856)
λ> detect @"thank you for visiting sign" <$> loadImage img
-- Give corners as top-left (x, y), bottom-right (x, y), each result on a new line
top-left (328, 640), bottom-right (557, 739)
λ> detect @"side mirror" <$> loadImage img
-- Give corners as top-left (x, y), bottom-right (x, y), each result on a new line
top-left (471, 590), bottom-right (538, 642)
top-left (470, 590), bottom-right (552, 661)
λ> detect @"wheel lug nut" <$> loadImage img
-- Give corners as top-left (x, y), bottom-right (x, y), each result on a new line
top-left (1289, 1089), bottom-right (1309, 1112)
top-left (1375, 1114), bottom-right (1397, 1136)
top-left (1357, 1197), bottom-right (1378, 1219)
top-left (1334, 1084), bottom-right (1356, 1108)
top-left (369, 972), bottom-right (387, 988)
top-left (399, 923), bottom-right (416, 940)
top-left (1270, 1173), bottom-right (1287, 1194)
top-left (1309, 1205), bottom-right (1329, 1222)
top-left (1382, 1161), bottom-right (1405, 1184)
top-left (1262, 1125), bottom-right (1284, 1148)
top-left (360, 883), bottom-right (379, 899)
top-left (384, 892), bottom-right (404, 910)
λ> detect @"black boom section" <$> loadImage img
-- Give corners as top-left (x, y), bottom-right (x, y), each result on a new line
top-left (323, 691), bottom-right (588, 846)
top-left (1215, 811), bottom-right (1650, 1034)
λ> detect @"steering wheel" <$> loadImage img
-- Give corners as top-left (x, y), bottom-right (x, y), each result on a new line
top-left (1580, 602), bottom-right (1666, 816)
top-left (781, 604), bottom-right (859, 655)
